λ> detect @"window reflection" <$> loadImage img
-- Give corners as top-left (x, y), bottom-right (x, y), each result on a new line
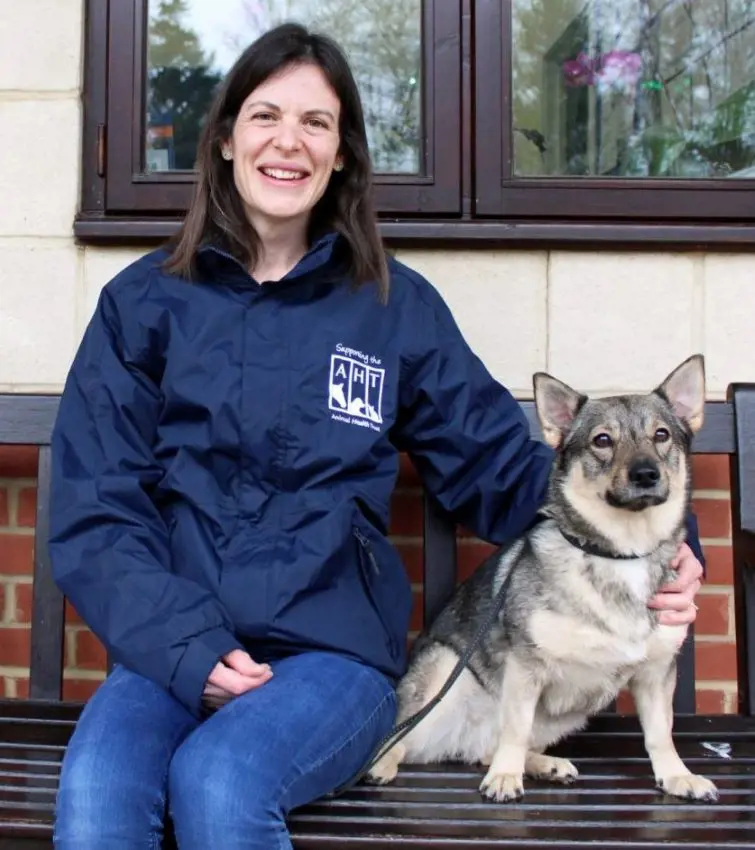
top-left (513, 0), bottom-right (755, 178)
top-left (145, 0), bottom-right (422, 175)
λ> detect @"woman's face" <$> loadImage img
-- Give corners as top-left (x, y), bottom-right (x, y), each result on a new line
top-left (223, 62), bottom-right (343, 233)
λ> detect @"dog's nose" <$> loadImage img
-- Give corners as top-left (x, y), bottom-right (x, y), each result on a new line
top-left (628, 460), bottom-right (661, 489)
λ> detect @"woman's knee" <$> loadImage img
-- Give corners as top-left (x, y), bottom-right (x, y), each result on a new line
top-left (53, 666), bottom-right (197, 847)
top-left (55, 741), bottom-right (167, 846)
top-left (168, 736), bottom-right (287, 848)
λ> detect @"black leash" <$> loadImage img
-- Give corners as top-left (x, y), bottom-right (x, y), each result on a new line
top-left (332, 550), bottom-right (519, 797)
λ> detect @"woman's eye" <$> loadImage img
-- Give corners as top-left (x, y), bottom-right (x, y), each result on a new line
top-left (592, 433), bottom-right (613, 449)
top-left (305, 117), bottom-right (327, 129)
top-left (253, 112), bottom-right (275, 122)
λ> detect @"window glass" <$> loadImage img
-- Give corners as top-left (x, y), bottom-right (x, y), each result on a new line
top-left (512, 0), bottom-right (755, 178)
top-left (145, 0), bottom-right (422, 174)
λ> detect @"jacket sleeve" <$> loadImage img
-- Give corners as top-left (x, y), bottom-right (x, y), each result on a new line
top-left (392, 281), bottom-right (554, 545)
top-left (683, 510), bottom-right (706, 575)
top-left (49, 281), bottom-right (243, 717)
top-left (392, 277), bottom-right (707, 576)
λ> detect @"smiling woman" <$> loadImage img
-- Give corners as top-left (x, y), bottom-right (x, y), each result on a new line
top-left (220, 64), bottom-right (344, 273)
top-left (163, 22), bottom-right (388, 295)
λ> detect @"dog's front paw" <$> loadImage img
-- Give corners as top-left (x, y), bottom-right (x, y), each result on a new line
top-left (480, 769), bottom-right (524, 802)
top-left (366, 745), bottom-right (404, 786)
top-left (525, 752), bottom-right (578, 784)
top-left (657, 773), bottom-right (718, 801)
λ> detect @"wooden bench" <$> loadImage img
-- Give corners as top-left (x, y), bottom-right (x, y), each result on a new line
top-left (2, 387), bottom-right (755, 848)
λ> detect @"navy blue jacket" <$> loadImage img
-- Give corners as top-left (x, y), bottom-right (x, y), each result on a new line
top-left (49, 234), bottom-right (704, 718)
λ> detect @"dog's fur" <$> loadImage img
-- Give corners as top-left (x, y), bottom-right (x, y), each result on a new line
top-left (368, 354), bottom-right (717, 803)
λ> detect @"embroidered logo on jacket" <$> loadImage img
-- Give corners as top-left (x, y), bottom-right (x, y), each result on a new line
top-left (329, 344), bottom-right (384, 432)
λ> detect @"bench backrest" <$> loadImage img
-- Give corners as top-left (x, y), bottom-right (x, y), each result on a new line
top-left (2, 389), bottom-right (755, 715)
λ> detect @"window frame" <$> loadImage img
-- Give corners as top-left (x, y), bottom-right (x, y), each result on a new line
top-left (78, 0), bottom-right (461, 222)
top-left (75, 0), bottom-right (755, 247)
top-left (474, 0), bottom-right (755, 222)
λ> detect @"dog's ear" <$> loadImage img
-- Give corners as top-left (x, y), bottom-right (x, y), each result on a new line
top-left (655, 354), bottom-right (706, 433)
top-left (533, 373), bottom-right (586, 449)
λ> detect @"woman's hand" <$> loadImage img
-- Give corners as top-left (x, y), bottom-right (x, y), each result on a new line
top-left (202, 649), bottom-right (272, 711)
top-left (647, 542), bottom-right (704, 625)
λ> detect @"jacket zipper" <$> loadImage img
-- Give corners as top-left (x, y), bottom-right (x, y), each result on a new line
top-left (353, 528), bottom-right (380, 575)
top-left (353, 526), bottom-right (398, 659)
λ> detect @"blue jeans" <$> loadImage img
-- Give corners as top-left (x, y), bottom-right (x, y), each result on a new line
top-left (53, 651), bottom-right (396, 849)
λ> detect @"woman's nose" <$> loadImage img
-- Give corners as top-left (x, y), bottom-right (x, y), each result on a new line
top-left (272, 119), bottom-right (302, 151)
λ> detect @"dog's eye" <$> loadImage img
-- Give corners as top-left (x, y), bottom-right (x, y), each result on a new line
top-left (654, 428), bottom-right (670, 443)
top-left (592, 433), bottom-right (613, 449)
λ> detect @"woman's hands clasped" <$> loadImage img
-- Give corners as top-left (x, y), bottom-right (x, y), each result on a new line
top-left (202, 649), bottom-right (273, 711)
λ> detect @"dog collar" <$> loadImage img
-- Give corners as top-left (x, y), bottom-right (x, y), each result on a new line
top-left (558, 529), bottom-right (655, 560)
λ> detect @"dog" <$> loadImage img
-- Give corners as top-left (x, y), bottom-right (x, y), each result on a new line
top-left (368, 354), bottom-right (717, 803)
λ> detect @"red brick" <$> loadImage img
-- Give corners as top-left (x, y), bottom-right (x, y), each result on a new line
top-left (16, 488), bottom-right (36, 529)
top-left (74, 629), bottom-right (108, 672)
top-left (63, 678), bottom-right (103, 702)
top-left (389, 492), bottom-right (423, 537)
top-left (0, 627), bottom-right (30, 666)
top-left (695, 641), bottom-right (738, 681)
top-left (695, 688), bottom-right (728, 714)
top-left (65, 599), bottom-right (85, 626)
top-left (398, 454), bottom-right (421, 487)
top-left (0, 533), bottom-right (34, 575)
top-left (692, 499), bottom-right (731, 539)
top-left (696, 593), bottom-right (731, 637)
top-left (457, 540), bottom-right (497, 582)
top-left (0, 447), bottom-right (38, 478)
top-left (11, 582), bottom-right (32, 624)
top-left (703, 545), bottom-right (734, 586)
top-left (0, 678), bottom-right (5, 697)
top-left (394, 541), bottom-right (423, 583)
top-left (0, 583), bottom-right (5, 620)
top-left (616, 690), bottom-right (635, 714)
top-left (14, 678), bottom-right (29, 699)
top-left (692, 455), bottom-right (730, 492)
top-left (0, 488), bottom-right (8, 527)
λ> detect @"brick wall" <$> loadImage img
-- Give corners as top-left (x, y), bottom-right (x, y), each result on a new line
top-left (0, 447), bottom-right (737, 711)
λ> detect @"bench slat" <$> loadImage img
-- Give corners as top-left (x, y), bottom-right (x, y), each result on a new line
top-left (674, 629), bottom-right (696, 714)
top-left (29, 447), bottom-right (64, 702)
top-left (519, 401), bottom-right (735, 454)
top-left (729, 385), bottom-right (755, 719)
top-left (0, 397), bottom-right (59, 446)
top-left (422, 495), bottom-right (458, 627)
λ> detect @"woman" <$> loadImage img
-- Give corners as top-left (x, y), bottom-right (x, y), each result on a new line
top-left (50, 22), bottom-right (704, 849)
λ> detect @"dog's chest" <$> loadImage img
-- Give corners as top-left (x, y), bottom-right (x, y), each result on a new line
top-left (529, 608), bottom-right (654, 670)
top-left (526, 557), bottom-right (671, 670)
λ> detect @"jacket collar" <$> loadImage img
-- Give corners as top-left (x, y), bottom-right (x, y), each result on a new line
top-left (196, 231), bottom-right (342, 287)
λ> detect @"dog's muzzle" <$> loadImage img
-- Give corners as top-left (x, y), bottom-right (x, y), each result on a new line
top-left (607, 459), bottom-right (668, 511)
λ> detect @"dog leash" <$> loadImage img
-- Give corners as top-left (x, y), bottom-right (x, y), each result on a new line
top-left (332, 553), bottom-right (518, 797)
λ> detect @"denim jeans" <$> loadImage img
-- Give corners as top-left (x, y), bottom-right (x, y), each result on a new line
top-left (53, 651), bottom-right (396, 849)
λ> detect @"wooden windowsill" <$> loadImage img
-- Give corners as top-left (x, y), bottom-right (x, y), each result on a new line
top-left (73, 215), bottom-right (755, 251)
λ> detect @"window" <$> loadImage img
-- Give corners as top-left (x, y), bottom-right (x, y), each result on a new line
top-left (78, 0), bottom-right (460, 235)
top-left (77, 0), bottom-right (755, 244)
top-left (475, 0), bottom-right (755, 221)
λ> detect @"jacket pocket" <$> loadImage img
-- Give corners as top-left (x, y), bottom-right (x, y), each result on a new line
top-left (353, 526), bottom-right (400, 660)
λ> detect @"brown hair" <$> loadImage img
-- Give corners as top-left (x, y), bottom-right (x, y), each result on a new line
top-left (163, 22), bottom-right (389, 300)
